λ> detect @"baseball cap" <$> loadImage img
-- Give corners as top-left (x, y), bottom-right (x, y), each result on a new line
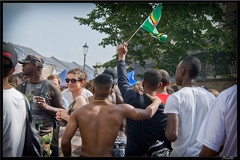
top-left (18, 54), bottom-right (44, 68)
top-left (102, 67), bottom-right (118, 84)
top-left (3, 42), bottom-right (18, 69)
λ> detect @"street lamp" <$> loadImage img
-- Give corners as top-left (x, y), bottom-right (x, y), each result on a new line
top-left (83, 43), bottom-right (89, 72)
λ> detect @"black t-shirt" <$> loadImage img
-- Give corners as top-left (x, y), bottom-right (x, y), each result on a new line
top-left (117, 60), bottom-right (170, 156)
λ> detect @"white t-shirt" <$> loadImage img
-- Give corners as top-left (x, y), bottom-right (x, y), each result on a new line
top-left (197, 85), bottom-right (237, 157)
top-left (164, 87), bottom-right (216, 157)
top-left (61, 88), bottom-right (93, 105)
top-left (3, 88), bottom-right (27, 157)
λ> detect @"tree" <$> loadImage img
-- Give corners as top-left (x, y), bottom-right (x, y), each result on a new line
top-left (74, 2), bottom-right (237, 77)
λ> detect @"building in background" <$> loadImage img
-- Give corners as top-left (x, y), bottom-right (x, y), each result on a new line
top-left (9, 42), bottom-right (95, 81)
top-left (93, 62), bottom-right (104, 77)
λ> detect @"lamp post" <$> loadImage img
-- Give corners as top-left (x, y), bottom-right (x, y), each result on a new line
top-left (83, 43), bottom-right (89, 72)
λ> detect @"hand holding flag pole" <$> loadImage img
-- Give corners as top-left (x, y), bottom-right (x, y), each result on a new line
top-left (126, 3), bottom-right (167, 44)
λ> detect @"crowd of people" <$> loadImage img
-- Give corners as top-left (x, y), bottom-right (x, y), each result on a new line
top-left (2, 41), bottom-right (237, 157)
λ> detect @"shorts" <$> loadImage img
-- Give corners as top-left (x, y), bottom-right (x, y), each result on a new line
top-left (113, 136), bottom-right (127, 157)
top-left (40, 131), bottom-right (53, 157)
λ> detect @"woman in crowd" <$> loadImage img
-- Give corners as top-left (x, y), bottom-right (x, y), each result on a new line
top-left (56, 68), bottom-right (89, 157)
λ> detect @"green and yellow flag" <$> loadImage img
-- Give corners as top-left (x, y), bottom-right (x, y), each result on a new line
top-left (141, 3), bottom-right (167, 42)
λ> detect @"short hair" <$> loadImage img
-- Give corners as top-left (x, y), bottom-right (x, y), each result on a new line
top-left (16, 72), bottom-right (24, 79)
top-left (166, 86), bottom-right (175, 94)
top-left (182, 56), bottom-right (201, 79)
top-left (170, 84), bottom-right (179, 92)
top-left (143, 69), bottom-right (162, 91)
top-left (8, 73), bottom-right (18, 88)
top-left (158, 69), bottom-right (170, 87)
top-left (93, 74), bottom-right (113, 96)
top-left (47, 74), bottom-right (61, 85)
top-left (67, 68), bottom-right (88, 81)
top-left (85, 79), bottom-right (94, 92)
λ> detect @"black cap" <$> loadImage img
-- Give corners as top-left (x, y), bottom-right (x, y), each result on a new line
top-left (3, 42), bottom-right (18, 68)
top-left (18, 54), bottom-right (44, 68)
top-left (102, 67), bottom-right (118, 84)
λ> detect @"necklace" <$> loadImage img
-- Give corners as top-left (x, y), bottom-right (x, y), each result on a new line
top-left (94, 100), bottom-right (108, 103)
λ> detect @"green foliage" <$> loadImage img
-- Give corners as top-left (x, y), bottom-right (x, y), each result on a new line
top-left (74, 2), bottom-right (237, 77)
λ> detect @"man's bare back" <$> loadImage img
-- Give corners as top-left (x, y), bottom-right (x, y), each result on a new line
top-left (61, 74), bottom-right (161, 157)
top-left (77, 101), bottom-right (126, 156)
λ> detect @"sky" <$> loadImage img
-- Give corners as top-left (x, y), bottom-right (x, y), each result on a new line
top-left (3, 3), bottom-right (117, 69)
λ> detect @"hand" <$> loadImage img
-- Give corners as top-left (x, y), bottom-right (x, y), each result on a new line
top-left (117, 42), bottom-right (128, 60)
top-left (56, 109), bottom-right (65, 121)
top-left (56, 109), bottom-right (68, 122)
top-left (146, 93), bottom-right (162, 105)
top-left (35, 96), bottom-right (47, 110)
top-left (56, 110), bottom-right (62, 122)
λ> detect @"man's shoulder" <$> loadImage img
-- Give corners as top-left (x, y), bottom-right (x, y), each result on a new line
top-left (221, 84), bottom-right (237, 97)
top-left (47, 80), bottom-right (58, 90)
top-left (197, 87), bottom-right (216, 99)
top-left (3, 87), bottom-right (24, 96)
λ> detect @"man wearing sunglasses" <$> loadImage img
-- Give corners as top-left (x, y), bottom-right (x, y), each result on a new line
top-left (16, 54), bottom-right (65, 157)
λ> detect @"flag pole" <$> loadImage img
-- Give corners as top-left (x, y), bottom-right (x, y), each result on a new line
top-left (126, 3), bottom-right (161, 44)
top-left (126, 25), bottom-right (142, 44)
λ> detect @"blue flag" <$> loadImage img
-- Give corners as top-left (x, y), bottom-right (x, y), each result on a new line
top-left (127, 70), bottom-right (137, 86)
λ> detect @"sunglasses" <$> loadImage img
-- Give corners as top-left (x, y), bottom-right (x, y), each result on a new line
top-left (65, 78), bottom-right (82, 83)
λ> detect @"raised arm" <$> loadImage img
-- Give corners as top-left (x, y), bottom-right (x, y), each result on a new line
top-left (122, 93), bottom-right (162, 120)
top-left (118, 42), bottom-right (128, 61)
top-left (117, 43), bottom-right (138, 103)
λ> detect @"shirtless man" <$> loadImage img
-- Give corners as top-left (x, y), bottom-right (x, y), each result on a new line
top-left (61, 74), bottom-right (162, 157)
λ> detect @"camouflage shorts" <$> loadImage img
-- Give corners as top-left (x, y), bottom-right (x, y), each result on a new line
top-left (40, 132), bottom-right (53, 157)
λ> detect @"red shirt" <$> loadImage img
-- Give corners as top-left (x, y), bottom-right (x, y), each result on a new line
top-left (156, 93), bottom-right (170, 104)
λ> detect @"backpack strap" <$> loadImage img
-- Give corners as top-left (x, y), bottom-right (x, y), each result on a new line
top-left (139, 94), bottom-right (145, 109)
top-left (20, 92), bottom-right (32, 123)
top-left (20, 92), bottom-right (43, 157)
top-left (39, 79), bottom-right (59, 129)
top-left (40, 79), bottom-right (51, 99)
top-left (139, 94), bottom-right (146, 155)
top-left (20, 80), bottom-right (28, 94)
